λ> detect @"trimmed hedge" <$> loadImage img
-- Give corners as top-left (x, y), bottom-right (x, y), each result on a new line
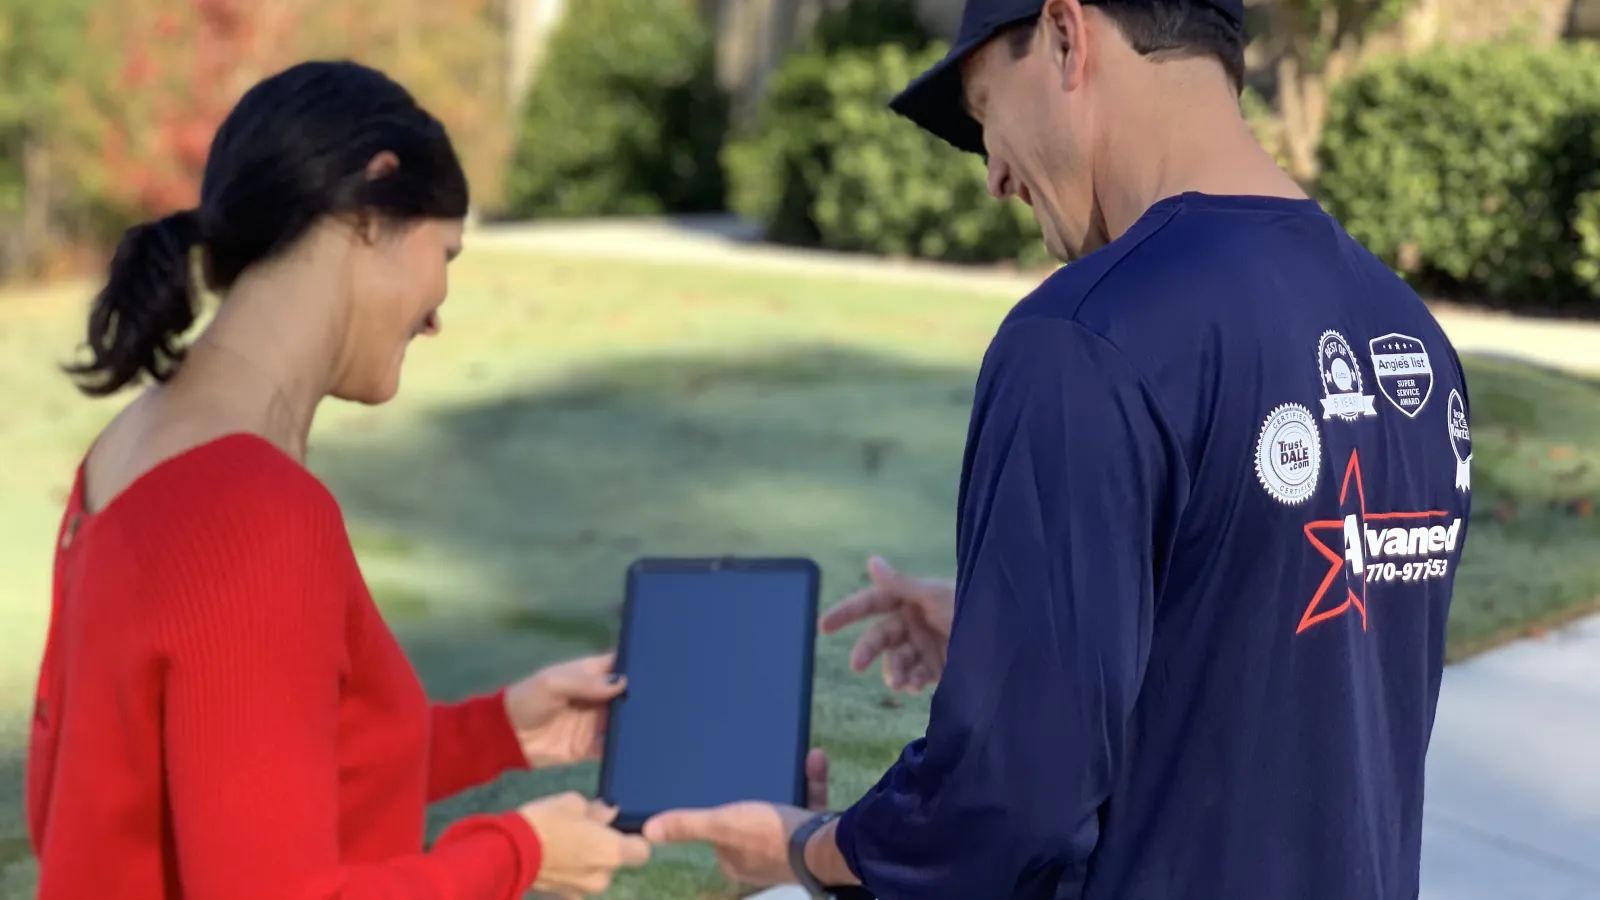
top-left (1319, 43), bottom-right (1600, 310)
top-left (808, 43), bottom-right (1046, 264)
top-left (725, 10), bottom-right (1047, 266)
top-left (503, 0), bottom-right (727, 218)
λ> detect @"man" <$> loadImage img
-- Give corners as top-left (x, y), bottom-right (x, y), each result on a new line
top-left (646, 0), bottom-right (1473, 897)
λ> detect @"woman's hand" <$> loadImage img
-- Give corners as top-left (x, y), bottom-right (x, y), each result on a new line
top-left (503, 653), bottom-right (626, 769)
top-left (519, 792), bottom-right (650, 899)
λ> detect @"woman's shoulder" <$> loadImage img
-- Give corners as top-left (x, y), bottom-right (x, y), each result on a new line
top-left (78, 434), bottom-right (370, 665)
top-left (98, 432), bottom-right (350, 558)
top-left (96, 434), bottom-right (364, 636)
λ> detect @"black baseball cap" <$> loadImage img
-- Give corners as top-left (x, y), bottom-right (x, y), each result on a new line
top-left (889, 0), bottom-right (1245, 154)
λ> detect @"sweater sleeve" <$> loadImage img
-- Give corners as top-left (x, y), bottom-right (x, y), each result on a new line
top-left (834, 319), bottom-right (1187, 898)
top-left (428, 691), bottom-right (531, 802)
top-left (154, 463), bottom-right (542, 900)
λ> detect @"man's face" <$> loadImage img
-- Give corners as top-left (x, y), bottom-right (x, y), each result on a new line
top-left (961, 1), bottom-right (1108, 262)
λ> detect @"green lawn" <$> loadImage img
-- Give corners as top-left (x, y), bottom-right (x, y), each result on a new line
top-left (1, 248), bottom-right (1597, 898)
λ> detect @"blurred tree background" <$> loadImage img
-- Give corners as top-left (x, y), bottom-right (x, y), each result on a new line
top-left (1, 0), bottom-right (1599, 314)
top-left (0, 0), bottom-right (506, 278)
top-left (0, 0), bottom-right (92, 277)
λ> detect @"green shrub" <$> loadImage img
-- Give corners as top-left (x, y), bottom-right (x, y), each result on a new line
top-left (503, 0), bottom-right (727, 218)
top-left (811, 44), bottom-right (1045, 264)
top-left (1319, 44), bottom-right (1600, 309)
top-left (724, 0), bottom-right (936, 247)
top-left (724, 49), bottom-right (833, 246)
top-left (808, 0), bottom-right (936, 54)
top-left (1573, 185), bottom-right (1600, 295)
top-left (727, 39), bottom-right (1046, 265)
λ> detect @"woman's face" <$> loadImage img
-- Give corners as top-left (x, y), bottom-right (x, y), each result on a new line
top-left (333, 216), bottom-right (463, 405)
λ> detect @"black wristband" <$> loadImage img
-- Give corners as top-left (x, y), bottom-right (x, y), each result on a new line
top-left (787, 811), bottom-right (840, 897)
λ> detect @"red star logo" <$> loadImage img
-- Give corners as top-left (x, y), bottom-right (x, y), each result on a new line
top-left (1299, 449), bottom-right (1449, 634)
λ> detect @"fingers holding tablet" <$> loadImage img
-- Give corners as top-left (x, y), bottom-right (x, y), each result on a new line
top-left (586, 801), bottom-right (654, 868)
top-left (806, 748), bottom-right (830, 811)
top-left (535, 652), bottom-right (627, 702)
top-left (505, 652), bottom-right (629, 769)
top-left (520, 791), bottom-right (651, 899)
top-left (641, 801), bottom-right (815, 887)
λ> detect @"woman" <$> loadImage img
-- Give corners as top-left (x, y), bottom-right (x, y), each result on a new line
top-left (26, 60), bottom-right (649, 899)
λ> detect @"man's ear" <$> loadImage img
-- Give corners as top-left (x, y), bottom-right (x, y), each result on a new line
top-left (1040, 0), bottom-right (1091, 91)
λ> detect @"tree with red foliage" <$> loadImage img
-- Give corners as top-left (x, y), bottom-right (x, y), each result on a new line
top-left (66, 0), bottom-right (508, 228)
top-left (73, 0), bottom-right (300, 220)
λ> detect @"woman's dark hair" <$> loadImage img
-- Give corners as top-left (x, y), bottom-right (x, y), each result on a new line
top-left (65, 60), bottom-right (470, 396)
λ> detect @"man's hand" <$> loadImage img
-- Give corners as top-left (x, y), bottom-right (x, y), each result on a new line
top-left (643, 801), bottom-right (811, 888)
top-left (820, 556), bottom-right (955, 694)
top-left (641, 750), bottom-right (832, 888)
top-left (503, 653), bottom-right (626, 769)
top-left (804, 747), bottom-right (829, 811)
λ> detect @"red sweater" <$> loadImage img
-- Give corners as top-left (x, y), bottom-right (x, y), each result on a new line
top-left (27, 433), bottom-right (543, 899)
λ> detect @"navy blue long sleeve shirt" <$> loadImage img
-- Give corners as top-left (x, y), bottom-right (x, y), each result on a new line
top-left (834, 192), bottom-right (1472, 900)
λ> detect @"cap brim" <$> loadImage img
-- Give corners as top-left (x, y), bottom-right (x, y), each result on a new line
top-left (887, 39), bottom-right (988, 156)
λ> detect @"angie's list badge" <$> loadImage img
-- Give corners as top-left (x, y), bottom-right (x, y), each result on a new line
top-left (1369, 333), bottom-right (1435, 417)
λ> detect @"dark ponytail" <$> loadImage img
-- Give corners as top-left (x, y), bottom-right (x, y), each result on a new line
top-left (63, 59), bottom-right (468, 398)
top-left (65, 210), bottom-right (201, 396)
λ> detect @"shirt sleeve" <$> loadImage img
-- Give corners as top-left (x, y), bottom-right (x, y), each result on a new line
top-left (156, 473), bottom-right (542, 900)
top-left (834, 317), bottom-right (1188, 899)
top-left (428, 692), bottom-right (531, 802)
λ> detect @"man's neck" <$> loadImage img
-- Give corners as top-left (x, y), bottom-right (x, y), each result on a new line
top-left (1094, 79), bottom-right (1307, 243)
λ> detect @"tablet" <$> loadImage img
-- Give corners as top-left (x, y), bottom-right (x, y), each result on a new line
top-left (599, 557), bottom-right (820, 833)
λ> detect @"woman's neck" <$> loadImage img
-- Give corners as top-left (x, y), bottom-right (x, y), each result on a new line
top-left (168, 260), bottom-right (347, 462)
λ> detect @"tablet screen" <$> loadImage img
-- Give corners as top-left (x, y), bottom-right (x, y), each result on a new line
top-left (601, 560), bottom-right (818, 827)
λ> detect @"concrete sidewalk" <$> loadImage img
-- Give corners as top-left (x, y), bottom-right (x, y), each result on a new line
top-left (1420, 614), bottom-right (1600, 900)
top-left (476, 215), bottom-right (1600, 899)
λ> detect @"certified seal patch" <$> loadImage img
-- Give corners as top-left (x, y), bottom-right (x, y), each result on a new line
top-left (1317, 330), bottom-right (1377, 421)
top-left (1447, 389), bottom-right (1471, 492)
top-left (1255, 403), bottom-right (1322, 505)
